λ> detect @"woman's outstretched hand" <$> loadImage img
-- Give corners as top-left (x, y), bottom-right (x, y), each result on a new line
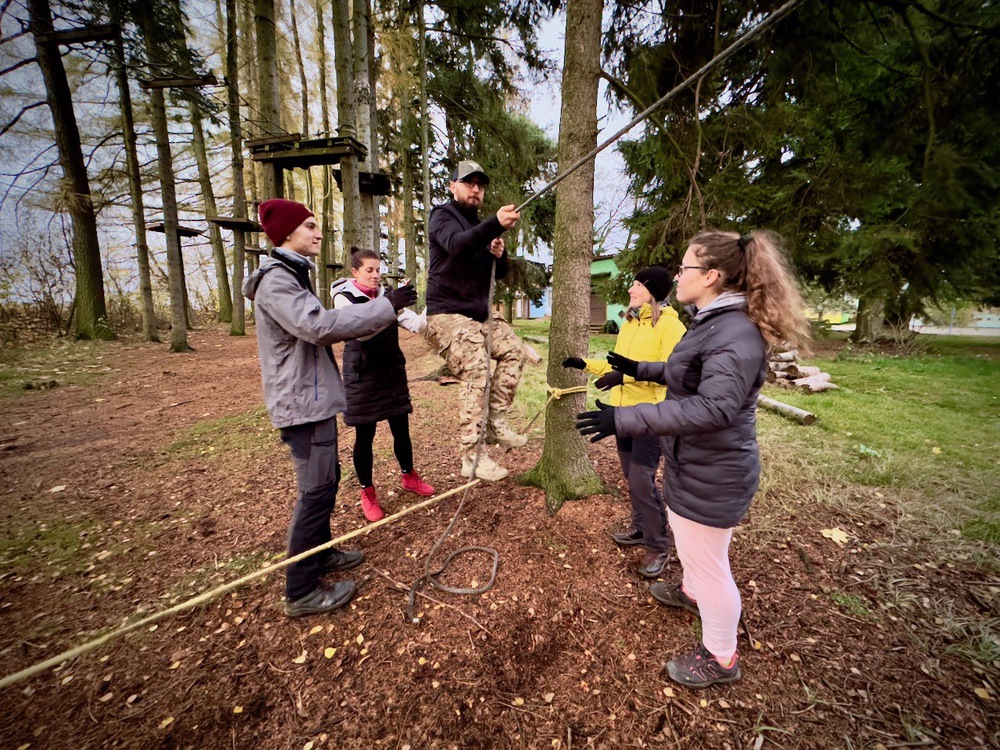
top-left (575, 400), bottom-right (616, 442)
top-left (562, 357), bottom-right (586, 370)
top-left (606, 351), bottom-right (639, 378)
top-left (594, 371), bottom-right (624, 390)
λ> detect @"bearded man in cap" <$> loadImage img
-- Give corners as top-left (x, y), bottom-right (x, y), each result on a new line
top-left (244, 198), bottom-right (416, 616)
top-left (425, 160), bottom-right (527, 482)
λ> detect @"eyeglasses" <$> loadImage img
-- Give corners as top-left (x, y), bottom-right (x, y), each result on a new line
top-left (461, 180), bottom-right (487, 190)
top-left (677, 265), bottom-right (707, 276)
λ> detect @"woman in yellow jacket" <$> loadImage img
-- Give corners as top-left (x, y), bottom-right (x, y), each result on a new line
top-left (563, 267), bottom-right (686, 579)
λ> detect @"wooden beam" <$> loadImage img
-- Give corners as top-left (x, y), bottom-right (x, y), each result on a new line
top-left (35, 23), bottom-right (118, 45)
top-left (140, 75), bottom-right (218, 90)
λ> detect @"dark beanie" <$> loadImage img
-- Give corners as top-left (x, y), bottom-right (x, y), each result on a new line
top-left (258, 199), bottom-right (314, 247)
top-left (634, 266), bottom-right (673, 302)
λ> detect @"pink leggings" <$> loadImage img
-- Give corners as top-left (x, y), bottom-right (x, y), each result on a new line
top-left (668, 508), bottom-right (740, 661)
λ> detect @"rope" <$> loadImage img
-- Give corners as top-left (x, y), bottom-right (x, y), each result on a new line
top-left (0, 480), bottom-right (479, 690)
top-left (514, 0), bottom-right (805, 212)
top-left (406, 259), bottom-right (502, 621)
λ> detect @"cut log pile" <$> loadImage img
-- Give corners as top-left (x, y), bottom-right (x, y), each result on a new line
top-left (766, 349), bottom-right (839, 393)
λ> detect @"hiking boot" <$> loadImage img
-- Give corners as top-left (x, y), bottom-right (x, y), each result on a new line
top-left (638, 551), bottom-right (670, 579)
top-left (486, 418), bottom-right (528, 448)
top-left (360, 486), bottom-right (384, 522)
top-left (401, 470), bottom-right (435, 496)
top-left (284, 581), bottom-right (356, 617)
top-left (649, 581), bottom-right (699, 616)
top-left (320, 549), bottom-right (364, 575)
top-left (611, 527), bottom-right (645, 547)
top-left (665, 643), bottom-right (741, 688)
top-left (461, 453), bottom-right (509, 482)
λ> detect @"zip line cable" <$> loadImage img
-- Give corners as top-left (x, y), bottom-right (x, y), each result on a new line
top-left (514, 0), bottom-right (805, 213)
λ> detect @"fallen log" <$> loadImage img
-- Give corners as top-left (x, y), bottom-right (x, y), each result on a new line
top-left (766, 370), bottom-right (791, 383)
top-left (786, 364), bottom-right (822, 378)
top-left (797, 380), bottom-right (839, 393)
top-left (768, 361), bottom-right (794, 372)
top-left (757, 394), bottom-right (816, 425)
top-left (769, 350), bottom-right (798, 362)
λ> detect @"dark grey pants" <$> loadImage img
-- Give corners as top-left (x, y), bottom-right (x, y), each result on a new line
top-left (616, 433), bottom-right (671, 553)
top-left (279, 417), bottom-right (341, 599)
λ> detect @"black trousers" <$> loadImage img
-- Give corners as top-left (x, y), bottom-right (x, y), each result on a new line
top-left (616, 433), bottom-right (671, 553)
top-left (279, 417), bottom-right (341, 599)
top-left (352, 413), bottom-right (414, 488)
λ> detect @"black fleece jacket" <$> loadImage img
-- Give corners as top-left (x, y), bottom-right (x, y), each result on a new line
top-left (426, 200), bottom-right (509, 322)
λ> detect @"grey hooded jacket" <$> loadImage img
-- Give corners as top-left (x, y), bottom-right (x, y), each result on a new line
top-left (613, 295), bottom-right (767, 528)
top-left (243, 253), bottom-right (397, 428)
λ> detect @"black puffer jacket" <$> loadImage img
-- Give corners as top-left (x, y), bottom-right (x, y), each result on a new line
top-left (426, 200), bottom-right (508, 322)
top-left (613, 297), bottom-right (767, 528)
top-left (333, 284), bottom-right (412, 427)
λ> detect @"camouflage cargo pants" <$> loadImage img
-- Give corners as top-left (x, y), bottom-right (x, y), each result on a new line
top-left (425, 313), bottom-right (526, 452)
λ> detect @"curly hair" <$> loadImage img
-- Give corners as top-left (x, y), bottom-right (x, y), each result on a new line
top-left (689, 229), bottom-right (810, 352)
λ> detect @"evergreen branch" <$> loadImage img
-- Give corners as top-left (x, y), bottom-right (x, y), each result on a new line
top-left (874, 0), bottom-right (999, 34)
top-left (0, 101), bottom-right (46, 137)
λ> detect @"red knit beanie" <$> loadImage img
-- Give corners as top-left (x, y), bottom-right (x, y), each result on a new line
top-left (258, 199), bottom-right (314, 247)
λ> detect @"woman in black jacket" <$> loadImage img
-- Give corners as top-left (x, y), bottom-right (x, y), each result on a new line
top-left (333, 247), bottom-right (436, 522)
top-left (576, 229), bottom-right (809, 688)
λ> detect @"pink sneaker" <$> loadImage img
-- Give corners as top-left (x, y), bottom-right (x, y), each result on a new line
top-left (400, 470), bottom-right (435, 496)
top-left (360, 486), bottom-right (384, 522)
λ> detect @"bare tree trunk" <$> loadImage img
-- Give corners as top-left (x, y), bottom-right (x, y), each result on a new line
top-left (255, 0), bottom-right (282, 199)
top-left (521, 0), bottom-right (604, 511)
top-left (353, 0), bottom-right (376, 252)
top-left (149, 88), bottom-right (191, 351)
top-left (851, 294), bottom-right (886, 344)
top-left (332, 0), bottom-right (361, 250)
top-left (226, 0), bottom-right (248, 335)
top-left (190, 105), bottom-right (233, 323)
top-left (402, 144), bottom-right (416, 282)
top-left (111, 22), bottom-right (158, 342)
top-left (240, 0), bottom-right (260, 211)
top-left (289, 0), bottom-right (309, 136)
top-left (417, 0), bottom-right (431, 273)
top-left (28, 0), bottom-right (113, 341)
top-left (315, 0), bottom-right (334, 303)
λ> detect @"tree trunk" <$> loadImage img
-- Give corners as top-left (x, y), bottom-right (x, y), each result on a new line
top-left (353, 0), bottom-right (377, 252)
top-left (332, 0), bottom-right (362, 251)
top-left (289, 0), bottom-right (309, 136)
top-left (240, 0), bottom-right (260, 212)
top-left (255, 0), bottom-right (282, 199)
top-left (111, 22), bottom-right (158, 342)
top-left (402, 128), bottom-right (417, 288)
top-left (190, 105), bottom-right (233, 323)
top-left (28, 0), bottom-right (113, 341)
top-left (520, 0), bottom-right (604, 512)
top-left (851, 294), bottom-right (885, 344)
top-left (417, 0), bottom-right (431, 273)
top-left (148, 87), bottom-right (191, 351)
top-left (225, 0), bottom-right (247, 335)
top-left (315, 0), bottom-right (334, 303)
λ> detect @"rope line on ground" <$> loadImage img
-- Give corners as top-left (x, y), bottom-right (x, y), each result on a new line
top-left (0, 479), bottom-right (479, 691)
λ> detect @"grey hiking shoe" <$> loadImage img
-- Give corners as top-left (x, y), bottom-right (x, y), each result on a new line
top-left (461, 454), bottom-right (509, 481)
top-left (319, 549), bottom-right (364, 575)
top-left (649, 581), bottom-right (699, 616)
top-left (284, 581), bottom-right (356, 617)
top-left (665, 643), bottom-right (741, 688)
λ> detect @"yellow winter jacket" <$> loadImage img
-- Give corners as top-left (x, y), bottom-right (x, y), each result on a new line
top-left (583, 303), bottom-right (686, 407)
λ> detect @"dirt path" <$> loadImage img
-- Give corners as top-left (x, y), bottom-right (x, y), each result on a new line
top-left (0, 325), bottom-right (996, 748)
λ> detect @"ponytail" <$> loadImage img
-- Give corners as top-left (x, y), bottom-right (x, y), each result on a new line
top-left (689, 229), bottom-right (810, 352)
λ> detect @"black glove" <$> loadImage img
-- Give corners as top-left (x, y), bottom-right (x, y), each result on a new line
top-left (575, 400), bottom-right (616, 443)
top-left (607, 351), bottom-right (639, 378)
top-left (594, 370), bottom-right (624, 390)
top-left (384, 283), bottom-right (417, 312)
top-left (562, 357), bottom-right (586, 370)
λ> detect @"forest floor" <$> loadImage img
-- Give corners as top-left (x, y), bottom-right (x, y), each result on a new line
top-left (0, 324), bottom-right (997, 749)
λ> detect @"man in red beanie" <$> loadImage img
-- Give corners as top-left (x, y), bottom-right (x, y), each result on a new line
top-left (244, 199), bottom-right (417, 616)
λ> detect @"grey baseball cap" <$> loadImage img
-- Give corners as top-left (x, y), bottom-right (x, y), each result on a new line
top-left (451, 160), bottom-right (490, 185)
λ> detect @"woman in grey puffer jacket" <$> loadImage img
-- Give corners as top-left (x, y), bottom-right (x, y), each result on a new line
top-left (576, 229), bottom-right (809, 688)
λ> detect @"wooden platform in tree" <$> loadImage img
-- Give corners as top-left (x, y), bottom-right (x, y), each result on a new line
top-left (146, 221), bottom-right (202, 238)
top-left (206, 216), bottom-right (262, 232)
top-left (247, 135), bottom-right (368, 168)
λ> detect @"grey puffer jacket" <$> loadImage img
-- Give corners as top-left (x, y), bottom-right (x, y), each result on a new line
top-left (613, 296), bottom-right (767, 528)
top-left (243, 253), bottom-right (397, 428)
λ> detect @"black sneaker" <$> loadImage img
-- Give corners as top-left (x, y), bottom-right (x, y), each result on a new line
top-left (665, 643), bottom-right (741, 688)
top-left (611, 528), bottom-right (644, 546)
top-left (649, 581), bottom-right (699, 616)
top-left (638, 551), bottom-right (669, 579)
top-left (320, 549), bottom-right (364, 574)
top-left (284, 581), bottom-right (356, 617)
